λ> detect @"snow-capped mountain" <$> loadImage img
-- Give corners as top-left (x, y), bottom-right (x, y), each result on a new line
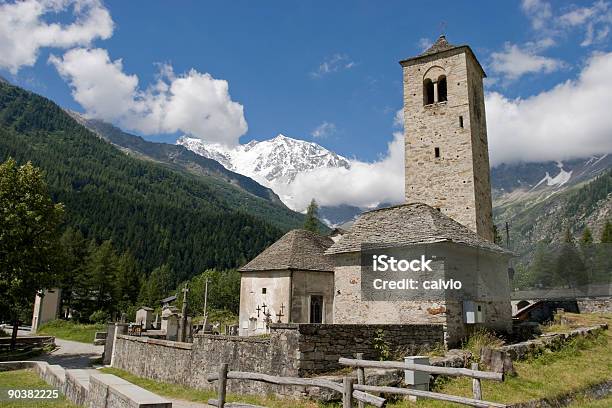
top-left (177, 134), bottom-right (351, 187)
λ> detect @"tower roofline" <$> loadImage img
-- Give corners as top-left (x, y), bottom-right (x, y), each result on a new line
top-left (399, 44), bottom-right (486, 78)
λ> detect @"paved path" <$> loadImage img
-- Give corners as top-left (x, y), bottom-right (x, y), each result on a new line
top-left (169, 399), bottom-right (214, 408)
top-left (19, 329), bottom-right (104, 369)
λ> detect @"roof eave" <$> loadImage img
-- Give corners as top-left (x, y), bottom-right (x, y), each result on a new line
top-left (399, 45), bottom-right (487, 78)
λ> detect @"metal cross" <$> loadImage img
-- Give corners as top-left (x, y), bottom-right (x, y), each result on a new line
top-left (276, 304), bottom-right (285, 323)
top-left (439, 21), bottom-right (447, 36)
top-left (255, 305), bottom-right (261, 318)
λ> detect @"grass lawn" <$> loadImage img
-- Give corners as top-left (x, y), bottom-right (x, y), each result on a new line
top-left (102, 313), bottom-right (612, 408)
top-left (36, 320), bottom-right (105, 344)
top-left (391, 312), bottom-right (612, 407)
top-left (0, 369), bottom-right (77, 408)
top-left (100, 367), bottom-right (325, 408)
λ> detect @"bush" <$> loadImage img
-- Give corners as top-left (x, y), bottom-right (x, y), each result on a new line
top-left (373, 329), bottom-right (391, 361)
top-left (462, 327), bottom-right (504, 362)
top-left (89, 310), bottom-right (110, 324)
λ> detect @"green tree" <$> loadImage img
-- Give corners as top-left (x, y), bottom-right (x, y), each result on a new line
top-left (563, 227), bottom-right (573, 244)
top-left (84, 240), bottom-right (119, 320)
top-left (115, 251), bottom-right (142, 313)
top-left (57, 227), bottom-right (89, 319)
top-left (529, 241), bottom-right (556, 288)
top-left (180, 269), bottom-right (241, 317)
top-left (601, 220), bottom-right (612, 243)
top-left (580, 227), bottom-right (593, 245)
top-left (303, 199), bottom-right (320, 233)
top-left (0, 158), bottom-right (64, 349)
top-left (142, 264), bottom-right (174, 306)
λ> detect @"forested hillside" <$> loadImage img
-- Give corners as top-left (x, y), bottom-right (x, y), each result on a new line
top-left (0, 81), bottom-right (305, 283)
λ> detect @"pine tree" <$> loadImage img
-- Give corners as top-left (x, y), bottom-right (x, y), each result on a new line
top-left (303, 199), bottom-right (320, 233)
top-left (563, 227), bottom-right (573, 243)
top-left (580, 227), bottom-right (593, 245)
top-left (85, 240), bottom-right (119, 319)
top-left (601, 220), bottom-right (612, 243)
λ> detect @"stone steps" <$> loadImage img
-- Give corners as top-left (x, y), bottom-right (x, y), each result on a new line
top-left (0, 361), bottom-right (172, 407)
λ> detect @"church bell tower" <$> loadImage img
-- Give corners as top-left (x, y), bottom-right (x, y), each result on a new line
top-left (400, 35), bottom-right (494, 241)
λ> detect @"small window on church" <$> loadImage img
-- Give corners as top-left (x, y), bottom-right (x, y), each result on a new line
top-left (459, 116), bottom-right (464, 128)
top-left (438, 75), bottom-right (448, 102)
top-left (423, 79), bottom-right (434, 105)
top-left (434, 147), bottom-right (440, 158)
top-left (262, 288), bottom-right (267, 294)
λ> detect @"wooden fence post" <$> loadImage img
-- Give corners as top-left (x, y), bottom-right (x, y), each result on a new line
top-left (471, 362), bottom-right (482, 400)
top-left (217, 363), bottom-right (228, 408)
top-left (355, 353), bottom-right (365, 408)
top-left (343, 376), bottom-right (355, 408)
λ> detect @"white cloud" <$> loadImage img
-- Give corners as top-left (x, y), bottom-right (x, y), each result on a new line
top-left (278, 52), bottom-right (612, 210)
top-left (417, 37), bottom-right (433, 51)
top-left (311, 121), bottom-right (336, 139)
top-left (275, 132), bottom-right (405, 211)
top-left (490, 43), bottom-right (565, 81)
top-left (310, 54), bottom-right (356, 78)
top-left (393, 109), bottom-right (404, 128)
top-left (486, 51), bottom-right (612, 165)
top-left (0, 0), bottom-right (113, 73)
top-left (50, 48), bottom-right (248, 146)
top-left (521, 0), bottom-right (612, 47)
top-left (521, 0), bottom-right (554, 31)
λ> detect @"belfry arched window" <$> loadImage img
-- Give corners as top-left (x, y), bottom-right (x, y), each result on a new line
top-left (438, 75), bottom-right (447, 102)
top-left (423, 79), bottom-right (434, 105)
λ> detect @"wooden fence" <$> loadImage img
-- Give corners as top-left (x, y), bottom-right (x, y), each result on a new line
top-left (207, 363), bottom-right (385, 407)
top-left (341, 354), bottom-right (506, 408)
top-left (208, 355), bottom-right (508, 408)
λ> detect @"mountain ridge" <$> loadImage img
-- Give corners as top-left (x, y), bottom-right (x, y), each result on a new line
top-left (0, 80), bottom-right (308, 281)
top-left (177, 134), bottom-right (351, 188)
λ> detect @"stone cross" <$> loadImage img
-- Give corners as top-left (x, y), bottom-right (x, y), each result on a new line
top-left (178, 284), bottom-right (189, 343)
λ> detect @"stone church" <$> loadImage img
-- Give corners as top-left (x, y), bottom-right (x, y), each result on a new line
top-left (238, 36), bottom-right (512, 345)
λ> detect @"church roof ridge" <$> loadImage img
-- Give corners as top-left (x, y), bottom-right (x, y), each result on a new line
top-left (325, 203), bottom-right (510, 256)
top-left (239, 229), bottom-right (335, 272)
top-left (398, 36), bottom-right (486, 77)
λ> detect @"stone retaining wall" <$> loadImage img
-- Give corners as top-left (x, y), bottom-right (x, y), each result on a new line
top-left (111, 323), bottom-right (443, 394)
top-left (282, 323), bottom-right (444, 374)
top-left (577, 298), bottom-right (612, 313)
top-left (0, 361), bottom-right (170, 408)
top-left (497, 324), bottom-right (608, 361)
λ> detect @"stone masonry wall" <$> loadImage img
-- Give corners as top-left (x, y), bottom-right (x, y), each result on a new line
top-left (402, 47), bottom-right (494, 241)
top-left (112, 323), bottom-right (444, 394)
top-left (273, 323), bottom-right (444, 375)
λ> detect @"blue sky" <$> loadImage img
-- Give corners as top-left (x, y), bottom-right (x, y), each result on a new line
top-left (1, 0), bottom-right (611, 167)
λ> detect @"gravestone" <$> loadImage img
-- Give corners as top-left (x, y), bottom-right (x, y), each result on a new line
top-left (135, 307), bottom-right (154, 329)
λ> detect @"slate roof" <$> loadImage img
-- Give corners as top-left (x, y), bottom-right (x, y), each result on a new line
top-left (325, 203), bottom-right (510, 255)
top-left (399, 35), bottom-right (486, 77)
top-left (239, 229), bottom-right (335, 272)
top-left (420, 35), bottom-right (456, 56)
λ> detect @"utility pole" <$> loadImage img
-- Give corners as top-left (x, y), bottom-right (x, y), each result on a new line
top-left (178, 283), bottom-right (189, 342)
top-left (505, 221), bottom-right (511, 250)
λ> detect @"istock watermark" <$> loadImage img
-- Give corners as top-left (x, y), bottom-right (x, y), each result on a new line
top-left (359, 243), bottom-right (476, 301)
